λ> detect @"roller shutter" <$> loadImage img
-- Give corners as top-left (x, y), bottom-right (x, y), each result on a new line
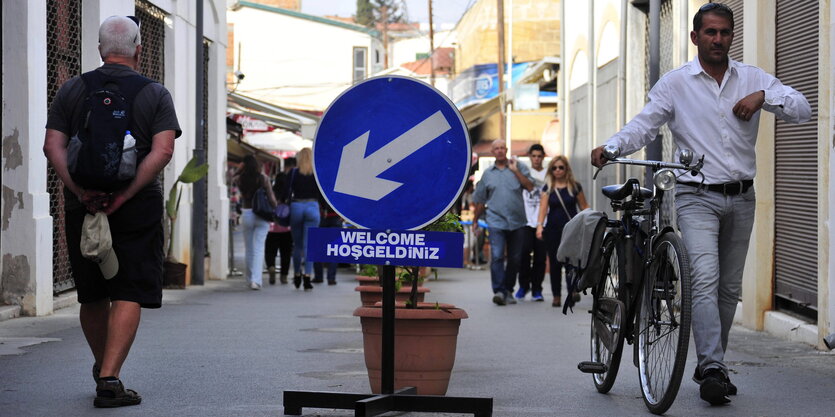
top-left (773, 0), bottom-right (819, 312)
top-left (725, 0), bottom-right (743, 62)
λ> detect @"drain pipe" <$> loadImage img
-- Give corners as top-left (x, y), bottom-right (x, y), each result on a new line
top-left (645, 0), bottom-right (662, 186)
top-left (191, 0), bottom-right (206, 285)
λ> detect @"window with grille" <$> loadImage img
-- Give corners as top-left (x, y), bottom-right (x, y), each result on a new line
top-left (46, 0), bottom-right (82, 294)
top-left (353, 47), bottom-right (367, 83)
top-left (135, 0), bottom-right (166, 83)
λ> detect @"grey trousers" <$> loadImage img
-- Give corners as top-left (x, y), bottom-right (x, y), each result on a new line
top-left (675, 184), bottom-right (755, 373)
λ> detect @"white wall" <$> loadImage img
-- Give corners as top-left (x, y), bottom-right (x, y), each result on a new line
top-left (229, 7), bottom-right (384, 111)
top-left (0, 0), bottom-right (229, 316)
top-left (826, 0), bottom-right (834, 342)
top-left (1, 1), bottom-right (52, 315)
top-left (390, 29), bottom-right (456, 68)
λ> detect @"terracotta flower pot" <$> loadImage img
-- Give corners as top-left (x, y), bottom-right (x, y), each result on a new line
top-left (355, 275), bottom-right (380, 286)
top-left (354, 285), bottom-right (430, 307)
top-left (354, 303), bottom-right (468, 395)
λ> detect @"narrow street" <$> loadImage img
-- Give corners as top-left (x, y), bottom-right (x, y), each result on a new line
top-left (1, 230), bottom-right (834, 417)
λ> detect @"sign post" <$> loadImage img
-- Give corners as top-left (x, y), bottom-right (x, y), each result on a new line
top-left (283, 76), bottom-right (491, 416)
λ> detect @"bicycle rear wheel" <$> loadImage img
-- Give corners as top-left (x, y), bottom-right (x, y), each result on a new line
top-left (637, 232), bottom-right (691, 415)
top-left (590, 234), bottom-right (626, 393)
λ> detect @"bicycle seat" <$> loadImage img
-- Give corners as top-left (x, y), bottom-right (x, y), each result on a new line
top-left (602, 178), bottom-right (653, 201)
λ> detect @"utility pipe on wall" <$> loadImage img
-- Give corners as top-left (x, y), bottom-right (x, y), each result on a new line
top-left (645, 0), bottom-right (663, 186)
top-left (191, 0), bottom-right (206, 285)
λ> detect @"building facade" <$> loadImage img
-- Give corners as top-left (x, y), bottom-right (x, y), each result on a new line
top-left (560, 0), bottom-right (834, 349)
top-left (1, 0), bottom-right (230, 316)
top-left (227, 1), bottom-right (385, 113)
top-left (450, 0), bottom-right (562, 156)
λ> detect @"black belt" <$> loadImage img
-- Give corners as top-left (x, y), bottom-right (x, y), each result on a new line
top-left (679, 180), bottom-right (753, 196)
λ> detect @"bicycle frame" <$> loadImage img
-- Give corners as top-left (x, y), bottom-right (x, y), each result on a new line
top-left (595, 151), bottom-right (703, 358)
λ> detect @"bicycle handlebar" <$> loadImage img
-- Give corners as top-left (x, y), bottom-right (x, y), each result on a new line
top-left (593, 153), bottom-right (705, 181)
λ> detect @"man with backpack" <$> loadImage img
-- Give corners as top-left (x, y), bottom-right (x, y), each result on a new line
top-left (43, 16), bottom-right (180, 408)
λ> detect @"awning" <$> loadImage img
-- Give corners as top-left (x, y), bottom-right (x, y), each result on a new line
top-left (228, 92), bottom-right (320, 139)
top-left (227, 138), bottom-right (281, 163)
top-left (457, 57), bottom-right (560, 129)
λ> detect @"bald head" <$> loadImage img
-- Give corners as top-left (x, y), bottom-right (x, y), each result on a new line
top-left (99, 16), bottom-right (141, 59)
top-left (490, 139), bottom-right (508, 164)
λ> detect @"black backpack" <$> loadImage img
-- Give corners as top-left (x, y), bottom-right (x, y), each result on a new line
top-left (67, 70), bottom-right (152, 192)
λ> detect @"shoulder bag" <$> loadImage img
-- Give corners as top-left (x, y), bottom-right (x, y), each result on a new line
top-left (252, 175), bottom-right (276, 222)
top-left (273, 169), bottom-right (296, 227)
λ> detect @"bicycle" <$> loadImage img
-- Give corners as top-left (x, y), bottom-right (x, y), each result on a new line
top-left (578, 145), bottom-right (705, 415)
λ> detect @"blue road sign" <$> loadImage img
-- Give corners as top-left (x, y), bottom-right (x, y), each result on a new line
top-left (308, 227), bottom-right (464, 268)
top-left (313, 75), bottom-right (471, 231)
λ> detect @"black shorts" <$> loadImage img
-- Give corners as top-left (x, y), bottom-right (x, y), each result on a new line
top-left (65, 186), bottom-right (164, 308)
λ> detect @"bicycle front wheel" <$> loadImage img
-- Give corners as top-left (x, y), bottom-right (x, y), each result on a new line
top-left (637, 232), bottom-right (692, 415)
top-left (590, 234), bottom-right (626, 393)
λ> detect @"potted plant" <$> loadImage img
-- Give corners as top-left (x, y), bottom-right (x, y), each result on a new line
top-left (163, 156), bottom-right (209, 288)
top-left (354, 211), bottom-right (468, 395)
top-left (355, 264), bottom-right (380, 286)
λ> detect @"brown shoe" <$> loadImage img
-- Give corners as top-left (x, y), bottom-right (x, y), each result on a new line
top-left (552, 298), bottom-right (561, 307)
top-left (94, 378), bottom-right (141, 408)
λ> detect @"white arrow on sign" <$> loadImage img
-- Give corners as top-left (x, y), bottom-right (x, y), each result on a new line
top-left (334, 110), bottom-right (452, 201)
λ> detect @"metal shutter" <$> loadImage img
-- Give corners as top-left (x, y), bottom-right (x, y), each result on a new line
top-left (773, 0), bottom-right (819, 311)
top-left (725, 0), bottom-right (744, 62)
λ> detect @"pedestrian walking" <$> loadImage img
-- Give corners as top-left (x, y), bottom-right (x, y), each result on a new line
top-left (471, 139), bottom-right (535, 306)
top-left (536, 156), bottom-right (589, 308)
top-left (312, 198), bottom-right (341, 285)
top-left (288, 147), bottom-right (320, 290)
top-left (234, 155), bottom-right (278, 291)
top-left (265, 158), bottom-right (295, 285)
top-left (516, 144), bottom-right (549, 302)
top-left (591, 2), bottom-right (811, 405)
top-left (43, 15), bottom-right (181, 408)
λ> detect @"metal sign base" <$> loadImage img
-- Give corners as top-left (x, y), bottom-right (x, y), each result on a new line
top-left (282, 265), bottom-right (492, 416)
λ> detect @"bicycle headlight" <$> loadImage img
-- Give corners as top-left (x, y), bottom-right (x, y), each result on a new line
top-left (653, 169), bottom-right (677, 191)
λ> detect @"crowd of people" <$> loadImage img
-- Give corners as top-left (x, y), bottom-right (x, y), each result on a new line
top-left (231, 148), bottom-right (345, 292)
top-left (229, 141), bottom-right (589, 309)
top-left (470, 141), bottom-right (588, 308)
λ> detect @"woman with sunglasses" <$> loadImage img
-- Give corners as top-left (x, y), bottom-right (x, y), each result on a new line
top-left (535, 156), bottom-right (589, 307)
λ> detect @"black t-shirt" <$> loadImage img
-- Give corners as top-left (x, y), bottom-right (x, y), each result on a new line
top-left (290, 169), bottom-right (321, 200)
top-left (46, 64), bottom-right (181, 208)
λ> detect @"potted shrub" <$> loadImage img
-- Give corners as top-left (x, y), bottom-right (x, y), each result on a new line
top-left (163, 156), bottom-right (208, 288)
top-left (355, 265), bottom-right (430, 306)
top-left (354, 211), bottom-right (468, 395)
top-left (355, 264), bottom-right (380, 286)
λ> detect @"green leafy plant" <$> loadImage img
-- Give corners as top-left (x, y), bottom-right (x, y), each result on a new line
top-left (165, 156), bottom-right (209, 262)
top-left (359, 264), bottom-right (379, 278)
top-left (402, 211), bottom-right (464, 308)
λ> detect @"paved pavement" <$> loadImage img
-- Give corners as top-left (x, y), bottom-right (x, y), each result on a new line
top-left (2, 231), bottom-right (834, 416)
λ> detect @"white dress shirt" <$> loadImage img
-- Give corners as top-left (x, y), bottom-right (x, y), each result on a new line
top-left (605, 58), bottom-right (811, 184)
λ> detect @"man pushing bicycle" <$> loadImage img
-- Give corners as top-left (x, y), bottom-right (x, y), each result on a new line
top-left (591, 3), bottom-right (810, 406)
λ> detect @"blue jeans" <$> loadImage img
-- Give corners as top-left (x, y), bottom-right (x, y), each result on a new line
top-left (314, 215), bottom-right (341, 282)
top-left (488, 227), bottom-right (526, 296)
top-left (290, 200), bottom-right (320, 275)
top-left (241, 209), bottom-right (270, 286)
top-left (675, 184), bottom-right (755, 374)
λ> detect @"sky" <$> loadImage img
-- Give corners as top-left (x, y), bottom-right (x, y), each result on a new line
top-left (300, 0), bottom-right (474, 26)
